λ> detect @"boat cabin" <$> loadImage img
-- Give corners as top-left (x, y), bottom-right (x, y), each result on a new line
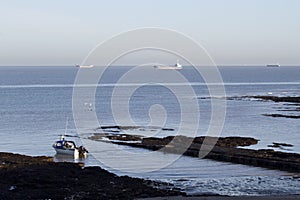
top-left (53, 140), bottom-right (76, 149)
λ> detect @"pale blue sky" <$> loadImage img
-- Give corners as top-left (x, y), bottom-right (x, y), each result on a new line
top-left (0, 0), bottom-right (299, 66)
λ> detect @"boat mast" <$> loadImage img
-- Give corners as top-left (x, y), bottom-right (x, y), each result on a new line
top-left (62, 117), bottom-right (69, 140)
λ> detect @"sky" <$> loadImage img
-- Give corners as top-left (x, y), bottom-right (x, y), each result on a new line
top-left (0, 0), bottom-right (299, 66)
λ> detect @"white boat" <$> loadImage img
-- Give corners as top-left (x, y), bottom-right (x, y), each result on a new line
top-left (154, 61), bottom-right (183, 70)
top-left (52, 119), bottom-right (88, 158)
top-left (52, 135), bottom-right (78, 155)
top-left (53, 135), bottom-right (88, 158)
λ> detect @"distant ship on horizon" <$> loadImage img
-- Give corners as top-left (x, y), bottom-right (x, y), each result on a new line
top-left (266, 64), bottom-right (280, 67)
top-left (153, 61), bottom-right (182, 70)
top-left (75, 64), bottom-right (94, 68)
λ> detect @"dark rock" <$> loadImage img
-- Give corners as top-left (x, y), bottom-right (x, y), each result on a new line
top-left (142, 136), bottom-right (258, 148)
top-left (107, 134), bottom-right (142, 141)
top-left (98, 125), bottom-right (175, 132)
top-left (273, 142), bottom-right (293, 147)
top-left (100, 125), bottom-right (121, 130)
top-left (268, 142), bottom-right (294, 150)
top-left (268, 144), bottom-right (280, 148)
top-left (162, 128), bottom-right (175, 131)
top-left (109, 136), bottom-right (300, 173)
top-left (0, 152), bottom-right (183, 200)
top-left (243, 96), bottom-right (300, 103)
top-left (89, 133), bottom-right (142, 142)
top-left (263, 114), bottom-right (300, 119)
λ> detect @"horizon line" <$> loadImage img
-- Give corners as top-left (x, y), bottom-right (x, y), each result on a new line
top-left (0, 64), bottom-right (300, 67)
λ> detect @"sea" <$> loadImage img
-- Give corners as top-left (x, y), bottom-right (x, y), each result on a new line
top-left (0, 66), bottom-right (299, 196)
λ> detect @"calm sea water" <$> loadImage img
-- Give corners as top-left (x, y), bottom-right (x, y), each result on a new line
top-left (0, 66), bottom-right (299, 196)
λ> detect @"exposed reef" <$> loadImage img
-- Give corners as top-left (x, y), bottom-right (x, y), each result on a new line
top-left (262, 114), bottom-right (300, 119)
top-left (244, 96), bottom-right (300, 103)
top-left (225, 95), bottom-right (300, 119)
top-left (90, 135), bottom-right (300, 173)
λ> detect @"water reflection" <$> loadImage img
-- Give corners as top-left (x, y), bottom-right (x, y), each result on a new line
top-left (53, 153), bottom-right (89, 164)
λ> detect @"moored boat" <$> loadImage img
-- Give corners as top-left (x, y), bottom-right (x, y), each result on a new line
top-left (52, 135), bottom-right (77, 155)
top-left (52, 118), bottom-right (88, 158)
top-left (52, 135), bottom-right (88, 158)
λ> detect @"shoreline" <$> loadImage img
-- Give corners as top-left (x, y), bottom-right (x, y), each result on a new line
top-left (0, 152), bottom-right (183, 199)
top-left (1, 152), bottom-right (299, 199)
top-left (0, 152), bottom-right (300, 200)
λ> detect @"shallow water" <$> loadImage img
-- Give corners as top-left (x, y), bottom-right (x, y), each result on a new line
top-left (67, 140), bottom-right (300, 196)
top-left (0, 66), bottom-right (299, 196)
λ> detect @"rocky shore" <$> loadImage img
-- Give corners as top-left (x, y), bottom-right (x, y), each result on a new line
top-left (0, 152), bottom-right (183, 199)
top-left (90, 135), bottom-right (300, 173)
top-left (226, 96), bottom-right (300, 119)
top-left (249, 96), bottom-right (300, 103)
top-left (262, 114), bottom-right (300, 119)
top-left (229, 96), bottom-right (300, 103)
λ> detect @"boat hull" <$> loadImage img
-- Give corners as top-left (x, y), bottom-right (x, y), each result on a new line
top-left (52, 138), bottom-right (88, 158)
top-left (53, 147), bottom-right (77, 155)
top-left (53, 147), bottom-right (88, 158)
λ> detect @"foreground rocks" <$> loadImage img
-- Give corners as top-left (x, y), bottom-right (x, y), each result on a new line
top-left (0, 152), bottom-right (183, 200)
top-left (105, 135), bottom-right (300, 173)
